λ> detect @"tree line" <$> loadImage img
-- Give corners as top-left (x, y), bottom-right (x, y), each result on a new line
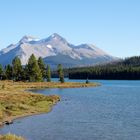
top-left (0, 54), bottom-right (64, 83)
top-left (68, 56), bottom-right (140, 80)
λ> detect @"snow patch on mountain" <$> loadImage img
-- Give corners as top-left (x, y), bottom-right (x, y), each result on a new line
top-left (0, 33), bottom-right (117, 67)
top-left (19, 35), bottom-right (39, 43)
top-left (47, 44), bottom-right (53, 49)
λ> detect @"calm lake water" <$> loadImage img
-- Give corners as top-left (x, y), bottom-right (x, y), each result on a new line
top-left (0, 80), bottom-right (140, 140)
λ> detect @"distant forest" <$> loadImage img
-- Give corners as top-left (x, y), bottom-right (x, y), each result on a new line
top-left (67, 56), bottom-right (140, 80)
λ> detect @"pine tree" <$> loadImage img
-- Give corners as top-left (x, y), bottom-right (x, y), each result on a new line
top-left (27, 54), bottom-right (42, 82)
top-left (57, 64), bottom-right (64, 83)
top-left (38, 57), bottom-right (46, 79)
top-left (0, 65), bottom-right (3, 80)
top-left (21, 65), bottom-right (29, 81)
top-left (12, 56), bottom-right (22, 81)
top-left (5, 64), bottom-right (13, 80)
top-left (46, 65), bottom-right (51, 82)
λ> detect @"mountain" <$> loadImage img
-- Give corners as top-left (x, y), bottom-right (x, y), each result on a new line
top-left (0, 33), bottom-right (117, 68)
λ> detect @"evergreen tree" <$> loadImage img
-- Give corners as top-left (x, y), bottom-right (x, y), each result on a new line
top-left (21, 65), bottom-right (29, 81)
top-left (38, 57), bottom-right (46, 79)
top-left (12, 56), bottom-right (22, 81)
top-left (1, 66), bottom-right (7, 80)
top-left (46, 65), bottom-right (51, 82)
top-left (57, 64), bottom-right (64, 83)
top-left (5, 64), bottom-right (13, 80)
top-left (0, 65), bottom-right (3, 80)
top-left (27, 54), bottom-right (42, 82)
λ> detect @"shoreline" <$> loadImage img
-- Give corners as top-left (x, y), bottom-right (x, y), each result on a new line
top-left (0, 81), bottom-right (99, 128)
top-left (0, 100), bottom-right (57, 127)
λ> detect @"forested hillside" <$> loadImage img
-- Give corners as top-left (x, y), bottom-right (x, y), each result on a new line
top-left (68, 56), bottom-right (140, 80)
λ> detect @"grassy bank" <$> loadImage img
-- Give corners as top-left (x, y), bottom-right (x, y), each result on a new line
top-left (0, 81), bottom-right (98, 125)
top-left (0, 80), bottom-right (98, 139)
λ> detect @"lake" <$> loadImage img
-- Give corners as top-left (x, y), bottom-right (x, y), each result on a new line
top-left (0, 80), bottom-right (140, 140)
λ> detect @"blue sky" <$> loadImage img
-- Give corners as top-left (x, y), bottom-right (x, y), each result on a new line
top-left (0, 0), bottom-right (140, 58)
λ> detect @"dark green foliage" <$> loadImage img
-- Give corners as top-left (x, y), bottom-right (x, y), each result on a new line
top-left (0, 64), bottom-right (3, 80)
top-left (57, 64), bottom-right (64, 83)
top-left (21, 65), bottom-right (29, 81)
top-left (5, 64), bottom-right (13, 80)
top-left (12, 56), bottom-right (23, 81)
top-left (27, 54), bottom-right (42, 82)
top-left (46, 65), bottom-right (51, 82)
top-left (68, 56), bottom-right (140, 80)
top-left (0, 54), bottom-right (63, 82)
top-left (38, 57), bottom-right (46, 79)
top-left (121, 56), bottom-right (140, 66)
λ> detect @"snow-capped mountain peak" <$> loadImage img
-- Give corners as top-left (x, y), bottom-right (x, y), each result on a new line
top-left (46, 33), bottom-right (68, 44)
top-left (19, 35), bottom-right (38, 43)
top-left (50, 33), bottom-right (61, 38)
top-left (0, 33), bottom-right (117, 68)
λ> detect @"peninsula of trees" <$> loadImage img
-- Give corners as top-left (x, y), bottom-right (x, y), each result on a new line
top-left (0, 54), bottom-right (64, 83)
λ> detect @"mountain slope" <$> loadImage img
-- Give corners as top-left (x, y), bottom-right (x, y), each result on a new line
top-left (0, 33), bottom-right (117, 68)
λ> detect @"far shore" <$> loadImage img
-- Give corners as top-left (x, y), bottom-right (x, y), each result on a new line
top-left (0, 81), bottom-right (99, 127)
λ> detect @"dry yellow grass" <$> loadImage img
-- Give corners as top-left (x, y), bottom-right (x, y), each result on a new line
top-left (0, 133), bottom-right (24, 140)
top-left (0, 80), bottom-right (98, 125)
top-left (0, 80), bottom-right (98, 139)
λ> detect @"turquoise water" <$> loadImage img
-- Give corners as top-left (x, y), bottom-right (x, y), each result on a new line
top-left (0, 80), bottom-right (140, 140)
